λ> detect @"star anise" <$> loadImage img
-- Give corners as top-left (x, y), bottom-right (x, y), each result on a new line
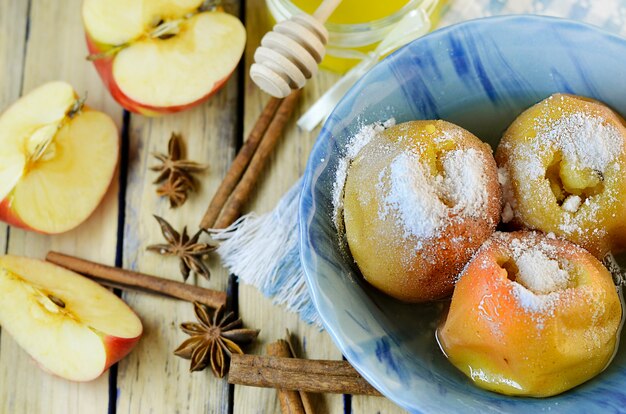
top-left (174, 302), bottom-right (260, 377)
top-left (151, 133), bottom-right (207, 208)
top-left (147, 215), bottom-right (216, 281)
top-left (156, 175), bottom-right (190, 208)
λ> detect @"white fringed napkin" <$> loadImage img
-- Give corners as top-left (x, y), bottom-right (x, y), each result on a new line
top-left (210, 179), bottom-right (323, 324)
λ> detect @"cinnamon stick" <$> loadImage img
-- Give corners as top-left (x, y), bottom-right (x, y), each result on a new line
top-left (200, 96), bottom-right (282, 229)
top-left (228, 354), bottom-right (381, 396)
top-left (46, 251), bottom-right (226, 309)
top-left (283, 334), bottom-right (315, 414)
top-left (202, 89), bottom-right (303, 230)
top-left (267, 340), bottom-right (307, 414)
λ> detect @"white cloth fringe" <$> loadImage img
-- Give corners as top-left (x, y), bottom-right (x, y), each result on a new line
top-left (210, 178), bottom-right (322, 327)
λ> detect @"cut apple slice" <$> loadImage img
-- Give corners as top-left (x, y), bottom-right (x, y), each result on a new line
top-left (0, 82), bottom-right (75, 201)
top-left (0, 255), bottom-right (142, 382)
top-left (0, 81), bottom-right (119, 234)
top-left (83, 0), bottom-right (246, 114)
top-left (113, 12), bottom-right (246, 108)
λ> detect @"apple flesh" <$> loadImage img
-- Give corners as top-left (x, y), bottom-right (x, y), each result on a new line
top-left (82, 0), bottom-right (246, 115)
top-left (0, 81), bottom-right (119, 234)
top-left (437, 231), bottom-right (622, 397)
top-left (0, 255), bottom-right (142, 382)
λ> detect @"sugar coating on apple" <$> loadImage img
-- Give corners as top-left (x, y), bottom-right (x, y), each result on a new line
top-left (0, 255), bottom-right (142, 382)
top-left (342, 120), bottom-right (501, 302)
top-left (0, 81), bottom-right (119, 234)
top-left (83, 0), bottom-right (246, 114)
top-left (437, 231), bottom-right (622, 397)
top-left (496, 94), bottom-right (626, 258)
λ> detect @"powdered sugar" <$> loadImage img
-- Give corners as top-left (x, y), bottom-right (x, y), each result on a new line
top-left (548, 111), bottom-right (623, 173)
top-left (561, 195), bottom-right (582, 213)
top-left (515, 248), bottom-right (570, 295)
top-left (501, 203), bottom-right (514, 223)
top-left (440, 149), bottom-right (490, 218)
top-left (379, 151), bottom-right (447, 239)
top-left (501, 234), bottom-right (574, 325)
top-left (510, 284), bottom-right (561, 317)
top-left (378, 147), bottom-right (490, 241)
top-left (498, 167), bottom-right (516, 223)
top-left (332, 119), bottom-right (395, 228)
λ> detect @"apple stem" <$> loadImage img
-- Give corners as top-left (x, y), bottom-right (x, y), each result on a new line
top-left (86, 44), bottom-right (128, 61)
top-left (67, 95), bottom-right (87, 119)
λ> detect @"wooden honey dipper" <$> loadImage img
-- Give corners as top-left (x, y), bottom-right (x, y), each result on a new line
top-left (250, 0), bottom-right (342, 98)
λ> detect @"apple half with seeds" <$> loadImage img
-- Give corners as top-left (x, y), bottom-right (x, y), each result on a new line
top-left (83, 0), bottom-right (246, 115)
top-left (0, 81), bottom-right (119, 234)
top-left (0, 255), bottom-right (142, 382)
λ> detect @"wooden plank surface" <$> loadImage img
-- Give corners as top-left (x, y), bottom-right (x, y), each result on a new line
top-left (0, 0), bottom-right (28, 256)
top-left (0, 1), bottom-right (28, 409)
top-left (0, 0), bottom-right (27, 108)
top-left (115, 96), bottom-right (238, 413)
top-left (0, 0), bottom-right (123, 413)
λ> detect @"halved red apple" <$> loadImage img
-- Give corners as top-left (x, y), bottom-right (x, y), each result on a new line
top-left (82, 0), bottom-right (246, 115)
top-left (0, 81), bottom-right (119, 234)
top-left (0, 255), bottom-right (142, 382)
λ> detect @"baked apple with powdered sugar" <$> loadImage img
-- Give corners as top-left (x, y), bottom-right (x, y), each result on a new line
top-left (496, 94), bottom-right (626, 258)
top-left (437, 231), bottom-right (622, 397)
top-left (342, 120), bottom-right (501, 302)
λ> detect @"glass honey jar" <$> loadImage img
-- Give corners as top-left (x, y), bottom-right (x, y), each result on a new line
top-left (266, 0), bottom-right (445, 73)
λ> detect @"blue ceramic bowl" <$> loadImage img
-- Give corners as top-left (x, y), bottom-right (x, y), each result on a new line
top-left (299, 15), bottom-right (626, 413)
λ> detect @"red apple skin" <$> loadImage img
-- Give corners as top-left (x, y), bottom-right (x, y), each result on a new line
top-left (0, 197), bottom-right (29, 231)
top-left (102, 332), bottom-right (142, 375)
top-left (33, 332), bottom-right (142, 382)
top-left (85, 35), bottom-right (233, 116)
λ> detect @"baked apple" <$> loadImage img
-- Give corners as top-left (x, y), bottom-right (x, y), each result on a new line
top-left (496, 94), bottom-right (626, 257)
top-left (437, 231), bottom-right (622, 397)
top-left (343, 120), bottom-right (501, 302)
